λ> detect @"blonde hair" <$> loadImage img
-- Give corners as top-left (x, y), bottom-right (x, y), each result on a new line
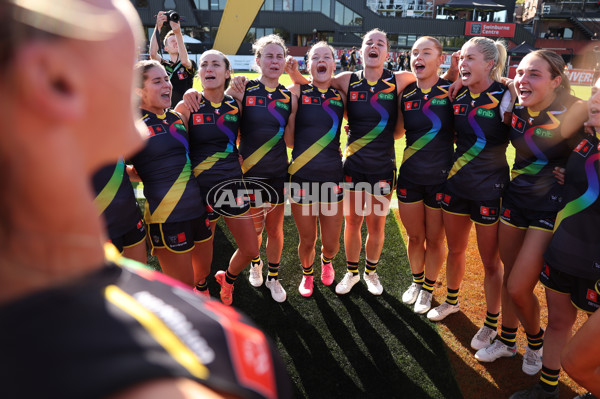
top-left (163, 30), bottom-right (175, 47)
top-left (463, 37), bottom-right (507, 82)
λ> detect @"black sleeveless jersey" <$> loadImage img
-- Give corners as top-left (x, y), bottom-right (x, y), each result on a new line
top-left (399, 78), bottom-right (454, 184)
top-left (239, 79), bottom-right (291, 178)
top-left (0, 254), bottom-right (292, 399)
top-left (446, 81), bottom-right (510, 200)
top-left (544, 132), bottom-right (600, 280)
top-left (130, 109), bottom-right (205, 224)
top-left (289, 84), bottom-right (345, 182)
top-left (92, 160), bottom-right (141, 238)
top-left (344, 69), bottom-right (398, 174)
top-left (161, 58), bottom-right (196, 108)
top-left (188, 95), bottom-right (242, 185)
top-left (506, 92), bottom-right (583, 210)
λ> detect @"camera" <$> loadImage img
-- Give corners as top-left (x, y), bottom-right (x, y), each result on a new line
top-left (165, 10), bottom-right (180, 23)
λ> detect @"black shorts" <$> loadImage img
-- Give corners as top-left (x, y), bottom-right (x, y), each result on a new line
top-left (109, 218), bottom-right (146, 253)
top-left (244, 176), bottom-right (286, 206)
top-left (540, 263), bottom-right (600, 313)
top-left (344, 167), bottom-right (396, 196)
top-left (147, 215), bottom-right (212, 255)
top-left (440, 187), bottom-right (501, 225)
top-left (287, 174), bottom-right (344, 205)
top-left (499, 197), bottom-right (556, 231)
top-left (199, 179), bottom-right (251, 222)
top-left (396, 175), bottom-right (444, 209)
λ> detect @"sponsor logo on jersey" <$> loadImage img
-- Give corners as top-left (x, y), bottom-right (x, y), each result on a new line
top-left (329, 99), bottom-right (343, 108)
top-left (146, 124), bottom-right (167, 137)
top-left (404, 100), bottom-right (421, 111)
top-left (224, 114), bottom-right (238, 122)
top-left (378, 92), bottom-right (394, 101)
top-left (137, 219), bottom-right (144, 229)
top-left (350, 91), bottom-right (368, 101)
top-left (246, 96), bottom-right (266, 107)
top-left (302, 96), bottom-right (321, 105)
top-left (275, 101), bottom-right (290, 111)
top-left (443, 194), bottom-right (451, 205)
top-left (430, 98), bottom-right (448, 106)
top-left (476, 108), bottom-right (495, 119)
top-left (436, 192), bottom-right (443, 202)
top-left (574, 139), bottom-right (593, 157)
top-left (177, 232), bottom-right (186, 243)
top-left (453, 104), bottom-right (467, 115)
top-left (398, 188), bottom-right (407, 197)
top-left (586, 289), bottom-right (598, 303)
top-left (503, 208), bottom-right (511, 218)
top-left (177, 70), bottom-right (188, 80)
top-left (193, 114), bottom-right (215, 125)
top-left (534, 127), bottom-right (553, 138)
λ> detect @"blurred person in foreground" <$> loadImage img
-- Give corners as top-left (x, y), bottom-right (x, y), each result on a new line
top-left (0, 1), bottom-right (291, 398)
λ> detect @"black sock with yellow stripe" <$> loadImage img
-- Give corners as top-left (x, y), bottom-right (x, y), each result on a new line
top-left (267, 262), bottom-right (280, 281)
top-left (347, 261), bottom-right (359, 275)
top-left (365, 259), bottom-right (378, 274)
top-left (302, 264), bottom-right (314, 276)
top-left (225, 270), bottom-right (238, 285)
top-left (422, 278), bottom-right (435, 293)
top-left (484, 311), bottom-right (499, 331)
top-left (195, 281), bottom-right (208, 292)
top-left (445, 288), bottom-right (459, 305)
top-left (498, 325), bottom-right (517, 348)
top-left (251, 255), bottom-right (261, 267)
top-left (526, 328), bottom-right (544, 350)
top-left (539, 366), bottom-right (559, 392)
top-left (412, 271), bottom-right (425, 285)
top-left (322, 254), bottom-right (333, 265)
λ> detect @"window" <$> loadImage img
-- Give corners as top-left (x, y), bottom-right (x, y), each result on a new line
top-left (193, 0), bottom-right (209, 9)
top-left (263, 0), bottom-right (273, 9)
top-left (219, 0), bottom-right (227, 10)
top-left (335, 2), bottom-right (343, 24)
top-left (321, 0), bottom-right (330, 16)
top-left (294, 0), bottom-right (303, 10)
top-left (304, 0), bottom-right (312, 10)
top-left (274, 0), bottom-right (283, 10)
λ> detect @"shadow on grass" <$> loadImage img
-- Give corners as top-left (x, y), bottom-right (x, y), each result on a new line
top-left (207, 217), bottom-right (466, 398)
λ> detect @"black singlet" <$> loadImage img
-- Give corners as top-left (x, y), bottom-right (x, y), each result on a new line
top-left (544, 132), bottom-right (600, 280)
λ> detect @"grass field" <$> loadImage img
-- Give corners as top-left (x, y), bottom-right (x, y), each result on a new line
top-left (169, 72), bottom-right (594, 398)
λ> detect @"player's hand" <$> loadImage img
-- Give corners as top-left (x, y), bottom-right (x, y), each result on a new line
top-left (169, 19), bottom-right (181, 33)
top-left (285, 56), bottom-right (299, 74)
top-left (553, 167), bottom-right (566, 185)
top-left (448, 78), bottom-right (463, 101)
top-left (126, 165), bottom-right (142, 183)
top-left (183, 89), bottom-right (202, 112)
top-left (230, 75), bottom-right (248, 95)
top-left (450, 50), bottom-right (460, 71)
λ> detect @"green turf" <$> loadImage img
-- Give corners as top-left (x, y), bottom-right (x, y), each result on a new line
top-left (205, 214), bottom-right (462, 398)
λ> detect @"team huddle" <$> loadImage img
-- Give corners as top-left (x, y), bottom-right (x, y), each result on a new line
top-left (90, 16), bottom-right (600, 399)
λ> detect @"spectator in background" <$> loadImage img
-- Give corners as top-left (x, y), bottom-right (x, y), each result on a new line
top-left (349, 47), bottom-right (357, 71)
top-left (341, 50), bottom-right (349, 71)
top-left (149, 10), bottom-right (196, 107)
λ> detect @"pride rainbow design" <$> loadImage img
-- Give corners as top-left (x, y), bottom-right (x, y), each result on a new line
top-left (448, 89), bottom-right (502, 179)
top-left (94, 159), bottom-right (125, 215)
top-left (345, 78), bottom-right (395, 158)
top-left (554, 151), bottom-right (600, 231)
top-left (193, 101), bottom-right (239, 177)
top-left (401, 86), bottom-right (448, 165)
top-left (511, 111), bottom-right (561, 180)
top-left (242, 89), bottom-right (290, 173)
top-left (289, 92), bottom-right (342, 174)
top-left (146, 116), bottom-right (192, 223)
